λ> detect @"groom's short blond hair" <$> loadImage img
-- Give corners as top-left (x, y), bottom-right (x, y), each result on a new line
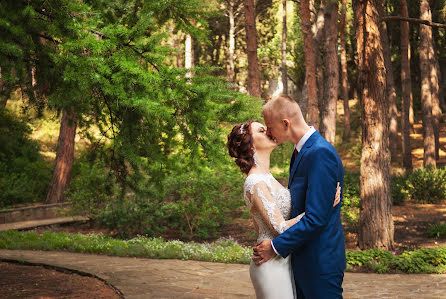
top-left (262, 94), bottom-right (302, 123)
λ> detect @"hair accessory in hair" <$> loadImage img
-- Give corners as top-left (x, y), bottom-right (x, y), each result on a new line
top-left (239, 124), bottom-right (245, 134)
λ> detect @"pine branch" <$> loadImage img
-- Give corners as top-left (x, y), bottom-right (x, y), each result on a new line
top-left (381, 16), bottom-right (446, 29)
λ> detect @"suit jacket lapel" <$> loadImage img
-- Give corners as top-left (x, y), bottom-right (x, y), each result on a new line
top-left (288, 131), bottom-right (320, 185)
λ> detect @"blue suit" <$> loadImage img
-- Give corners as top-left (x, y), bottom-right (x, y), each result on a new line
top-left (272, 131), bottom-right (346, 298)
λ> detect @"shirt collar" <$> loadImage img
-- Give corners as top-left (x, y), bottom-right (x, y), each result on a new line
top-left (295, 126), bottom-right (316, 152)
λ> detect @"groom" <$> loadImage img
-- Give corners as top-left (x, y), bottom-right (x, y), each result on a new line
top-left (253, 95), bottom-right (346, 298)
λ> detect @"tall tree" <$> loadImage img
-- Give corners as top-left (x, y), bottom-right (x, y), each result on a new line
top-left (227, 0), bottom-right (236, 83)
top-left (282, 0), bottom-right (288, 95)
top-left (399, 0), bottom-right (413, 169)
top-left (354, 0), bottom-right (394, 250)
top-left (45, 107), bottom-right (77, 203)
top-left (430, 35), bottom-right (441, 161)
top-left (340, 0), bottom-right (350, 141)
top-left (320, 0), bottom-right (339, 145)
top-left (244, 0), bottom-right (261, 97)
top-left (419, 0), bottom-right (436, 168)
top-left (301, 0), bottom-right (319, 128)
top-left (379, 3), bottom-right (398, 160)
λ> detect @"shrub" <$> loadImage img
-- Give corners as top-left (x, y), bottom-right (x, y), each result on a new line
top-left (405, 167), bottom-right (446, 203)
top-left (391, 174), bottom-right (408, 206)
top-left (66, 159), bottom-right (120, 219)
top-left (162, 166), bottom-right (244, 239)
top-left (427, 223), bottom-right (446, 239)
top-left (341, 171), bottom-right (360, 231)
top-left (0, 109), bottom-right (51, 208)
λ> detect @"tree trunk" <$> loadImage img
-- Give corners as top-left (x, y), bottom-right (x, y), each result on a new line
top-left (419, 0), bottom-right (436, 168)
top-left (281, 0), bottom-right (288, 95)
top-left (301, 0), bottom-right (319, 128)
top-left (185, 33), bottom-right (194, 78)
top-left (320, 2), bottom-right (338, 145)
top-left (354, 0), bottom-right (394, 250)
top-left (379, 4), bottom-right (398, 160)
top-left (228, 0), bottom-right (236, 83)
top-left (430, 36), bottom-right (441, 161)
top-left (399, 0), bottom-right (413, 170)
top-left (340, 0), bottom-right (350, 141)
top-left (312, 1), bottom-right (325, 127)
top-left (45, 107), bottom-right (77, 203)
top-left (244, 0), bottom-right (261, 97)
top-left (0, 67), bottom-right (7, 108)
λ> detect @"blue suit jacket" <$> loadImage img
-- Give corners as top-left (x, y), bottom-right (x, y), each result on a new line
top-left (272, 131), bottom-right (346, 278)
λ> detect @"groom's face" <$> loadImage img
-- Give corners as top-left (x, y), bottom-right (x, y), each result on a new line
top-left (264, 113), bottom-right (286, 144)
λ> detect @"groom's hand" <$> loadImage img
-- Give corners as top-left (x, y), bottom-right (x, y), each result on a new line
top-left (253, 240), bottom-right (276, 266)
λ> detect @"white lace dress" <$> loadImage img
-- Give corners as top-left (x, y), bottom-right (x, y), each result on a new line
top-left (244, 173), bottom-right (305, 299)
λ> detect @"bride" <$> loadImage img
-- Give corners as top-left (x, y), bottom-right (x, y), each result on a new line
top-left (227, 120), bottom-right (341, 299)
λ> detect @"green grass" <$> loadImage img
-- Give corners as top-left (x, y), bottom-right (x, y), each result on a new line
top-left (0, 230), bottom-right (251, 264)
top-left (1, 230), bottom-right (446, 273)
top-left (427, 223), bottom-right (446, 239)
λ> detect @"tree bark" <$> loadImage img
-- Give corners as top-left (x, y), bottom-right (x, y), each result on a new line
top-left (301, 0), bottom-right (319, 128)
top-left (281, 0), bottom-right (288, 95)
top-left (430, 35), bottom-right (441, 161)
top-left (419, 0), bottom-right (436, 168)
top-left (354, 0), bottom-right (394, 250)
top-left (244, 0), bottom-right (261, 97)
top-left (379, 4), bottom-right (398, 161)
top-left (340, 0), bottom-right (350, 141)
top-left (45, 107), bottom-right (77, 203)
top-left (399, 0), bottom-right (413, 169)
top-left (228, 0), bottom-right (236, 83)
top-left (320, 1), bottom-right (338, 145)
top-left (185, 33), bottom-right (194, 78)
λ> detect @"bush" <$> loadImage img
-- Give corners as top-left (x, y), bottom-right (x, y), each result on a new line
top-left (391, 174), bottom-right (408, 206)
top-left (341, 171), bottom-right (360, 231)
top-left (405, 167), bottom-right (446, 203)
top-left (67, 155), bottom-right (246, 239)
top-left (66, 159), bottom-right (120, 219)
top-left (0, 108), bottom-right (51, 208)
top-left (162, 166), bottom-right (244, 239)
top-left (427, 223), bottom-right (446, 239)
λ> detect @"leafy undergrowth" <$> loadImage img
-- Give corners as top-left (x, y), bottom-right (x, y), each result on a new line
top-left (1, 230), bottom-right (446, 274)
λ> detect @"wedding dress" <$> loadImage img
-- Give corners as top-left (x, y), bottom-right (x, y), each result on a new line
top-left (244, 173), bottom-right (305, 299)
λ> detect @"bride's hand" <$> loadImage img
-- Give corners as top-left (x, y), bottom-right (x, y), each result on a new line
top-left (333, 182), bottom-right (341, 207)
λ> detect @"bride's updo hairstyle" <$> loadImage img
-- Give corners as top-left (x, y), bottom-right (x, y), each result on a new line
top-left (227, 120), bottom-right (257, 174)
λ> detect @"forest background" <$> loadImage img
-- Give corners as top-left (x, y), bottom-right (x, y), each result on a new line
top-left (1, 0), bottom-right (445, 255)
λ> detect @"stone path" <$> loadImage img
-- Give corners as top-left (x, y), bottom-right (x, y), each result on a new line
top-left (0, 249), bottom-right (445, 298)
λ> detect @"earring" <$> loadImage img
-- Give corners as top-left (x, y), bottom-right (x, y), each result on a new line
top-left (253, 147), bottom-right (259, 166)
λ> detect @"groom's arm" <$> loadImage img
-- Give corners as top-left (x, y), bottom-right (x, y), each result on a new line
top-left (272, 147), bottom-right (339, 258)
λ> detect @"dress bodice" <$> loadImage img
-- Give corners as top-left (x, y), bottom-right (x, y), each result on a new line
top-left (243, 173), bottom-right (294, 242)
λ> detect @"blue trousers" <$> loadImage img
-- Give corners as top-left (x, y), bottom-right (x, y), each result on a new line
top-left (295, 271), bottom-right (344, 299)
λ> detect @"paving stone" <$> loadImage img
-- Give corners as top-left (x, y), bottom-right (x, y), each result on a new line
top-left (1, 249), bottom-right (445, 298)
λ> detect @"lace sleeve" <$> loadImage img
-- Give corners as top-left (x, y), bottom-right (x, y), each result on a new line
top-left (250, 182), bottom-right (304, 235)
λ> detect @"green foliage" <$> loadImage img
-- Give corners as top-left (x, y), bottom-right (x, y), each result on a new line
top-left (390, 167), bottom-right (446, 204)
top-left (0, 109), bottom-right (51, 208)
top-left (347, 247), bottom-right (446, 274)
top-left (0, 230), bottom-right (252, 264)
top-left (66, 158), bottom-right (120, 219)
top-left (404, 167), bottom-right (446, 203)
top-left (341, 171), bottom-right (360, 230)
top-left (162, 166), bottom-right (245, 239)
top-left (390, 174), bottom-right (408, 206)
top-left (427, 223), bottom-right (446, 239)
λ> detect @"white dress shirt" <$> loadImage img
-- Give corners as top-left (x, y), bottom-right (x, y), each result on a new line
top-left (271, 126), bottom-right (316, 256)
